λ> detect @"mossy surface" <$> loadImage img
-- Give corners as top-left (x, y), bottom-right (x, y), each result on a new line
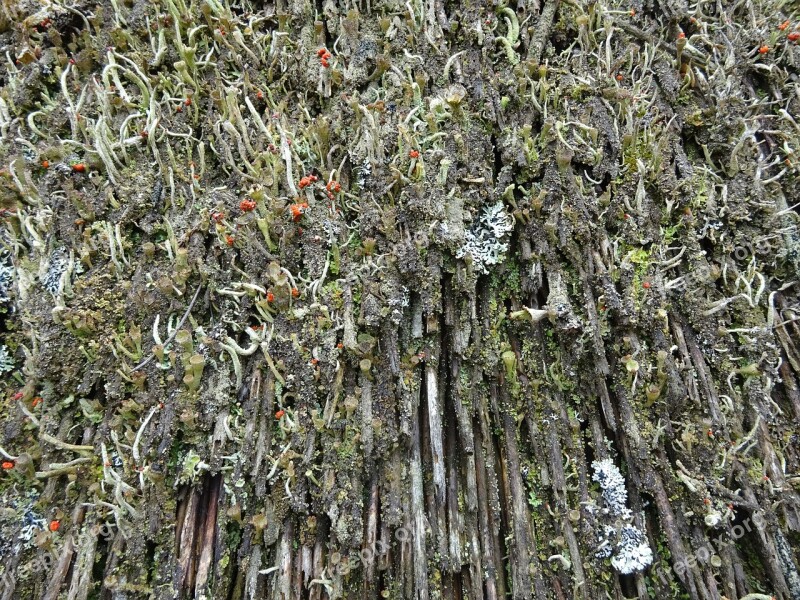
top-left (0, 0), bottom-right (799, 599)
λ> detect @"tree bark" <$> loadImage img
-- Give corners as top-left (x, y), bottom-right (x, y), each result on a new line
top-left (0, 0), bottom-right (799, 599)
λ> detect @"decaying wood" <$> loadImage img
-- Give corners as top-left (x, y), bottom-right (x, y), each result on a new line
top-left (1, 0), bottom-right (800, 598)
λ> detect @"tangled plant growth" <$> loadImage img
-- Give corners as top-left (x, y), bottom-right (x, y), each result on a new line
top-left (0, 0), bottom-right (798, 598)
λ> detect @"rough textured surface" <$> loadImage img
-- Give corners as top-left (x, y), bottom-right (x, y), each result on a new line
top-left (0, 0), bottom-right (799, 598)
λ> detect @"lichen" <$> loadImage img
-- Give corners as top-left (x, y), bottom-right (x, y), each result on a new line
top-left (456, 202), bottom-right (514, 274)
top-left (0, 345), bottom-right (13, 373)
top-left (592, 458), bottom-right (653, 575)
